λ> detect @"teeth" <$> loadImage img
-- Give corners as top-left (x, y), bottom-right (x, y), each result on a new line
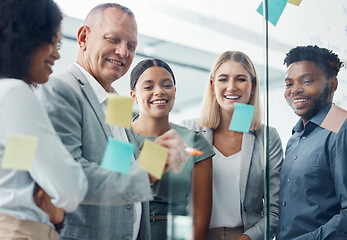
top-left (152, 100), bottom-right (166, 104)
top-left (294, 99), bottom-right (307, 103)
top-left (108, 59), bottom-right (122, 66)
top-left (225, 95), bottom-right (239, 100)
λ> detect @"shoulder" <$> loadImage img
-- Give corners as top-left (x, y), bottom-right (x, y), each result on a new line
top-left (179, 118), bottom-right (201, 131)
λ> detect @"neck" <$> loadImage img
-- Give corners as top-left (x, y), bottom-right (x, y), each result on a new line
top-left (132, 114), bottom-right (171, 137)
top-left (217, 108), bottom-right (233, 132)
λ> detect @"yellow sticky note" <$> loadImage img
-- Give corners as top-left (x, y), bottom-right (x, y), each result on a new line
top-left (287, 0), bottom-right (302, 6)
top-left (2, 135), bottom-right (38, 171)
top-left (105, 93), bottom-right (134, 129)
top-left (321, 105), bottom-right (347, 133)
top-left (138, 139), bottom-right (168, 179)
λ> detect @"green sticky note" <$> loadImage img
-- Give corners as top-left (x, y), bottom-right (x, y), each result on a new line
top-left (105, 93), bottom-right (134, 129)
top-left (2, 135), bottom-right (38, 171)
top-left (138, 139), bottom-right (168, 179)
top-left (229, 103), bottom-right (255, 133)
top-left (257, 0), bottom-right (287, 26)
top-left (101, 138), bottom-right (134, 174)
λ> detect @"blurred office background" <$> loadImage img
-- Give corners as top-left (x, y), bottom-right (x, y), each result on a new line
top-left (53, 0), bottom-right (347, 149)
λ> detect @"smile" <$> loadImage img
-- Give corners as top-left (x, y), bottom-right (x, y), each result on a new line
top-left (151, 100), bottom-right (168, 104)
top-left (225, 95), bottom-right (240, 100)
top-left (293, 98), bottom-right (308, 103)
top-left (107, 59), bottom-right (123, 66)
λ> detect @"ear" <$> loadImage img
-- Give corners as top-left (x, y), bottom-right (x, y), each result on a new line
top-left (210, 78), bottom-right (215, 91)
top-left (329, 77), bottom-right (338, 93)
top-left (130, 90), bottom-right (138, 103)
top-left (77, 25), bottom-right (89, 51)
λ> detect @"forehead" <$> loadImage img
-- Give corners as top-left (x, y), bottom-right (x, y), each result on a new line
top-left (94, 8), bottom-right (137, 35)
top-left (286, 61), bottom-right (325, 78)
top-left (139, 67), bottom-right (173, 81)
top-left (216, 60), bottom-right (249, 76)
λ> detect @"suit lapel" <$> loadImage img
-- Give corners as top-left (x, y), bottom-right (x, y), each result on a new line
top-left (67, 65), bottom-right (113, 139)
top-left (239, 131), bottom-right (255, 203)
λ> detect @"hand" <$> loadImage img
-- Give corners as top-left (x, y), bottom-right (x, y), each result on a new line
top-left (33, 184), bottom-right (65, 224)
top-left (154, 129), bottom-right (187, 173)
top-left (235, 234), bottom-right (251, 240)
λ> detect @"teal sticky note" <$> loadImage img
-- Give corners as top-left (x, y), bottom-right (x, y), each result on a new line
top-left (229, 103), bottom-right (255, 133)
top-left (257, 0), bottom-right (287, 26)
top-left (101, 138), bottom-right (134, 174)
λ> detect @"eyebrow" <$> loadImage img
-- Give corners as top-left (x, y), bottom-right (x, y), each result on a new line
top-left (285, 73), bottom-right (313, 81)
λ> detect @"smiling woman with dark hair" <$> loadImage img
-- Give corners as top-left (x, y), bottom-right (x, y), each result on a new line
top-left (130, 58), bottom-right (214, 240)
top-left (0, 0), bottom-right (87, 239)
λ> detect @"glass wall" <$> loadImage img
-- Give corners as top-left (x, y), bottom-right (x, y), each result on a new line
top-left (53, 0), bottom-right (347, 239)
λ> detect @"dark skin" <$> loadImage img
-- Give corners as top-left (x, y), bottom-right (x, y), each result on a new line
top-left (284, 61), bottom-right (337, 125)
top-left (34, 184), bottom-right (65, 225)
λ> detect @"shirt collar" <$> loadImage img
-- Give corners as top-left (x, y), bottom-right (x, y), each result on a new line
top-left (73, 62), bottom-right (108, 105)
top-left (292, 103), bottom-right (332, 135)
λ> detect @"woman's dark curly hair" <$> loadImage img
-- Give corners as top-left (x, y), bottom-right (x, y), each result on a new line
top-left (0, 0), bottom-right (62, 80)
top-left (283, 45), bottom-right (343, 79)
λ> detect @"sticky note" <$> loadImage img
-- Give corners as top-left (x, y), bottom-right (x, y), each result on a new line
top-left (101, 138), bottom-right (134, 174)
top-left (138, 139), bottom-right (168, 179)
top-left (1, 135), bottom-right (38, 171)
top-left (105, 93), bottom-right (134, 129)
top-left (287, 0), bottom-right (302, 6)
top-left (229, 103), bottom-right (255, 133)
top-left (321, 104), bottom-right (347, 133)
top-left (257, 0), bottom-right (287, 26)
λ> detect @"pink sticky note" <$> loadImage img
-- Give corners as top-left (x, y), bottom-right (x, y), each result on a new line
top-left (321, 105), bottom-right (347, 133)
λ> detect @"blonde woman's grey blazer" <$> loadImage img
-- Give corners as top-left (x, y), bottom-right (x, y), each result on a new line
top-left (181, 118), bottom-right (283, 240)
top-left (36, 64), bottom-right (153, 240)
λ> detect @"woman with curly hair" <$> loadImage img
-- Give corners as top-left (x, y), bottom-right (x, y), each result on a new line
top-left (0, 0), bottom-right (87, 239)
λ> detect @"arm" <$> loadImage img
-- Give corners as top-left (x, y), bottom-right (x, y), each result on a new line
top-left (3, 84), bottom-right (88, 211)
top-left (244, 127), bottom-right (283, 240)
top-left (192, 157), bottom-right (212, 240)
top-left (36, 78), bottom-right (153, 206)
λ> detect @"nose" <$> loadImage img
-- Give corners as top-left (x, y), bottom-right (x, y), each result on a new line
top-left (291, 82), bottom-right (303, 95)
top-left (115, 42), bottom-right (128, 58)
top-left (53, 46), bottom-right (60, 60)
top-left (154, 86), bottom-right (165, 96)
top-left (227, 79), bottom-right (237, 91)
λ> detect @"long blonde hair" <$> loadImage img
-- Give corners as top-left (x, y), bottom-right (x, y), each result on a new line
top-left (200, 51), bottom-right (262, 131)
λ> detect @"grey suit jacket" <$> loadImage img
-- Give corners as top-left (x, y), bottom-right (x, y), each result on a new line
top-left (36, 64), bottom-right (153, 240)
top-left (181, 119), bottom-right (283, 240)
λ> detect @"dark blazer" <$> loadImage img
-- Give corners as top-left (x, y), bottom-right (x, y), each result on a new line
top-left (36, 64), bottom-right (152, 240)
top-left (181, 119), bottom-right (283, 240)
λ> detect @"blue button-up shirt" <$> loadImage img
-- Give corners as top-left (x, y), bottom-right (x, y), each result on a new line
top-left (276, 104), bottom-right (347, 240)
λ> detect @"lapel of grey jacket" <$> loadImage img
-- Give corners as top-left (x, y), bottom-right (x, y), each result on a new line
top-left (239, 131), bottom-right (256, 203)
top-left (67, 64), bottom-right (113, 140)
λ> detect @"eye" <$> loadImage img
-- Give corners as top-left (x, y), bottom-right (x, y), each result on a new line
top-left (238, 78), bottom-right (246, 82)
top-left (163, 84), bottom-right (173, 89)
top-left (218, 78), bottom-right (227, 82)
top-left (57, 40), bottom-right (62, 50)
top-left (128, 44), bottom-right (136, 51)
top-left (105, 36), bottom-right (120, 44)
top-left (144, 86), bottom-right (153, 90)
top-left (303, 80), bottom-right (313, 85)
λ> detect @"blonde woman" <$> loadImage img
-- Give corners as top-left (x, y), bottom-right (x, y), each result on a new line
top-left (182, 51), bottom-right (283, 240)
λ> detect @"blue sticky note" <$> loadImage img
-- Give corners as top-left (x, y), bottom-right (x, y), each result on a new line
top-left (101, 138), bottom-right (134, 174)
top-left (257, 0), bottom-right (287, 26)
top-left (229, 103), bottom-right (255, 133)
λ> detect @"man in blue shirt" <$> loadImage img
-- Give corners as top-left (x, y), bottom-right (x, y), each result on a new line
top-left (276, 45), bottom-right (347, 239)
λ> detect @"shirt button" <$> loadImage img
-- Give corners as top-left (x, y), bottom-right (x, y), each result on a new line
top-left (302, 136), bottom-right (306, 139)
top-left (283, 201), bottom-right (286, 206)
top-left (288, 178), bottom-right (291, 183)
top-left (293, 156), bottom-right (297, 160)
top-left (126, 204), bottom-right (132, 210)
top-left (281, 226), bottom-right (284, 230)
